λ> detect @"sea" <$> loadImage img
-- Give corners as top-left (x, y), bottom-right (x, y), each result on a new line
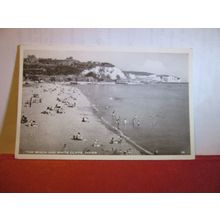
top-left (78, 83), bottom-right (191, 155)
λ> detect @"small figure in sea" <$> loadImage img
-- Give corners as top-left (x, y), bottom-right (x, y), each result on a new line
top-left (123, 118), bottom-right (127, 128)
top-left (137, 120), bottom-right (140, 127)
top-left (115, 116), bottom-right (121, 129)
top-left (112, 110), bottom-right (116, 118)
top-left (132, 115), bottom-right (138, 128)
top-left (132, 118), bottom-right (136, 128)
top-left (116, 119), bottom-right (120, 129)
top-left (26, 120), bottom-right (38, 127)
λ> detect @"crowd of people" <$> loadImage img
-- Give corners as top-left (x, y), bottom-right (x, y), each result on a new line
top-left (21, 115), bottom-right (38, 127)
top-left (22, 83), bottom-right (140, 155)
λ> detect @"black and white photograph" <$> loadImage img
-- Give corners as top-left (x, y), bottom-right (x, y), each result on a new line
top-left (15, 45), bottom-right (194, 159)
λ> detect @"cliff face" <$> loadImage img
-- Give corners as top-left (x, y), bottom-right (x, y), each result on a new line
top-left (24, 55), bottom-right (182, 83)
top-left (125, 72), bottom-right (181, 83)
top-left (81, 66), bottom-right (126, 80)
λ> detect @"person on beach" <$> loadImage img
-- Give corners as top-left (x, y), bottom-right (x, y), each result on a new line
top-left (110, 137), bottom-right (114, 144)
top-left (116, 118), bottom-right (120, 129)
top-left (111, 111), bottom-right (116, 124)
top-left (31, 120), bottom-right (37, 126)
top-left (123, 118), bottom-right (127, 128)
top-left (76, 132), bottom-right (82, 140)
top-left (24, 100), bottom-right (29, 107)
top-left (73, 132), bottom-right (83, 141)
top-left (132, 115), bottom-right (138, 127)
top-left (29, 97), bottom-right (32, 108)
top-left (21, 115), bottom-right (28, 124)
top-left (132, 118), bottom-right (136, 127)
top-left (92, 139), bottom-right (101, 147)
top-left (154, 150), bottom-right (159, 155)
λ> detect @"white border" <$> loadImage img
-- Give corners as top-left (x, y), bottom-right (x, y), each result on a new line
top-left (15, 45), bottom-right (195, 160)
top-left (2, 194), bottom-right (219, 220)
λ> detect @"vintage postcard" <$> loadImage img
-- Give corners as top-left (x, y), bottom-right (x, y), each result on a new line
top-left (15, 45), bottom-right (194, 159)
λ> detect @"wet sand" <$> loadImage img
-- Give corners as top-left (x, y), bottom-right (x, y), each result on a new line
top-left (19, 82), bottom-right (141, 155)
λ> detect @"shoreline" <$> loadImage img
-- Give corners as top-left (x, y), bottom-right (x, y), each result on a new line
top-left (74, 81), bottom-right (188, 85)
top-left (91, 105), bottom-right (153, 155)
top-left (75, 86), bottom-right (153, 155)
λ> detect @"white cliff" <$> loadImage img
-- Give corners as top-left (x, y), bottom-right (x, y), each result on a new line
top-left (81, 66), bottom-right (126, 80)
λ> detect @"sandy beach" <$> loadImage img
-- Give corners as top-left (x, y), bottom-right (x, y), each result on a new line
top-left (19, 82), bottom-right (141, 155)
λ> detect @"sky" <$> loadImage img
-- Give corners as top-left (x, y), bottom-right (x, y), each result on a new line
top-left (24, 49), bottom-right (189, 82)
